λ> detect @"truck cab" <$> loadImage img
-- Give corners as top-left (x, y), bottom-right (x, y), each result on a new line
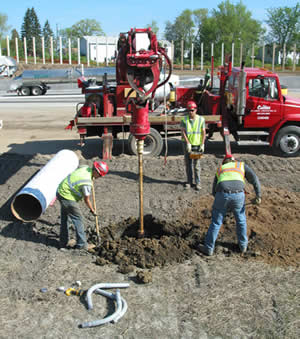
top-left (224, 67), bottom-right (300, 156)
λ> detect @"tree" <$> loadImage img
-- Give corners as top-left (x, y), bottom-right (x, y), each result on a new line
top-left (164, 20), bottom-right (177, 42)
top-left (266, 3), bottom-right (300, 52)
top-left (147, 20), bottom-right (159, 36)
top-left (43, 20), bottom-right (53, 52)
top-left (21, 7), bottom-right (42, 55)
top-left (164, 9), bottom-right (195, 60)
top-left (200, 1), bottom-right (263, 62)
top-left (0, 12), bottom-right (10, 40)
top-left (59, 19), bottom-right (104, 48)
top-left (10, 29), bottom-right (20, 57)
top-left (61, 19), bottom-right (104, 40)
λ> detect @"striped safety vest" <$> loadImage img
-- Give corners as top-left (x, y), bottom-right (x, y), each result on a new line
top-left (58, 166), bottom-right (92, 201)
top-left (216, 161), bottom-right (245, 184)
top-left (181, 115), bottom-right (205, 145)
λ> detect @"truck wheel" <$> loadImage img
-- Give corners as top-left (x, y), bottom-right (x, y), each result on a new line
top-left (128, 128), bottom-right (163, 157)
top-left (31, 86), bottom-right (42, 96)
top-left (273, 126), bottom-right (300, 157)
top-left (20, 87), bottom-right (31, 96)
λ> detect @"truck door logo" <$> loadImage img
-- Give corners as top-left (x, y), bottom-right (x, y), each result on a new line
top-left (257, 105), bottom-right (271, 110)
top-left (254, 104), bottom-right (273, 120)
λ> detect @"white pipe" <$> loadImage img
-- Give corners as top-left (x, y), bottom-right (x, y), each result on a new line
top-left (81, 287), bottom-right (129, 328)
top-left (94, 288), bottom-right (128, 323)
top-left (86, 283), bottom-right (130, 310)
top-left (80, 290), bottom-right (122, 328)
top-left (11, 149), bottom-right (79, 221)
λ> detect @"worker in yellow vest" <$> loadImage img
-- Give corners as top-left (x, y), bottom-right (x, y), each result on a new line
top-left (57, 161), bottom-right (108, 251)
top-left (199, 154), bottom-right (261, 256)
top-left (181, 100), bottom-right (206, 190)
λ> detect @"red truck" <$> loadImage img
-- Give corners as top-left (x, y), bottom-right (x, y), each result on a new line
top-left (67, 31), bottom-right (300, 158)
top-left (200, 62), bottom-right (300, 157)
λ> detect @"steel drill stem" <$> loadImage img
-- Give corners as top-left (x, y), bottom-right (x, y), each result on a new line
top-left (137, 140), bottom-right (144, 237)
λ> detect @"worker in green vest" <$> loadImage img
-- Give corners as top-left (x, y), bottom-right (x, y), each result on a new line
top-left (198, 154), bottom-right (261, 256)
top-left (57, 161), bottom-right (108, 251)
top-left (181, 100), bottom-right (206, 191)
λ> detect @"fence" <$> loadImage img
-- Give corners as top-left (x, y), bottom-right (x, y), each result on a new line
top-left (0, 35), bottom-right (299, 72)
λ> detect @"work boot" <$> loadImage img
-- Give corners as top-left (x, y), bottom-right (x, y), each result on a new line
top-left (78, 243), bottom-right (96, 253)
top-left (195, 184), bottom-right (201, 191)
top-left (198, 244), bottom-right (213, 256)
top-left (67, 239), bottom-right (76, 248)
top-left (86, 243), bottom-right (96, 252)
top-left (239, 246), bottom-right (247, 254)
top-left (75, 244), bottom-right (96, 254)
top-left (184, 183), bottom-right (191, 189)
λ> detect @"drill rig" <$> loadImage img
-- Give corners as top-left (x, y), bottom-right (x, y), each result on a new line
top-left (70, 28), bottom-right (220, 236)
top-left (77, 28), bottom-right (171, 236)
top-left (118, 28), bottom-right (172, 236)
top-left (118, 29), bottom-right (172, 236)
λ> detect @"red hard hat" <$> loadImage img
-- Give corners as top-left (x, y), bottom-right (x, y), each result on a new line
top-left (187, 100), bottom-right (197, 110)
top-left (93, 161), bottom-right (109, 176)
top-left (223, 154), bottom-right (235, 163)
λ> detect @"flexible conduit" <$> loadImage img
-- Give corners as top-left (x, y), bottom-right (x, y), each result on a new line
top-left (80, 283), bottom-right (129, 328)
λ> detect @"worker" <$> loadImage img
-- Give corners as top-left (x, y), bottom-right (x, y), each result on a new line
top-left (198, 154), bottom-right (261, 256)
top-left (181, 100), bottom-right (206, 190)
top-left (57, 161), bottom-right (109, 251)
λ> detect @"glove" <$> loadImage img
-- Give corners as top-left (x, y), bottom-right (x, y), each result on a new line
top-left (200, 144), bottom-right (205, 153)
top-left (90, 210), bottom-right (97, 216)
top-left (254, 197), bottom-right (261, 205)
top-left (186, 143), bottom-right (192, 153)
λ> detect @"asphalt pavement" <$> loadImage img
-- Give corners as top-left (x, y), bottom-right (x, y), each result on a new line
top-left (0, 73), bottom-right (300, 95)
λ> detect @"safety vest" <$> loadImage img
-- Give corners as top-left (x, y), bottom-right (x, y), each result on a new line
top-left (181, 115), bottom-right (205, 145)
top-left (58, 166), bottom-right (92, 201)
top-left (182, 115), bottom-right (205, 146)
top-left (216, 161), bottom-right (245, 183)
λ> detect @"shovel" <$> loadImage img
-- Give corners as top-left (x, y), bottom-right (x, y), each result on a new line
top-left (91, 180), bottom-right (101, 246)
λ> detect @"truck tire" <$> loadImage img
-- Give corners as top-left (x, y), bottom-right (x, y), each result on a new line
top-left (273, 126), bottom-right (300, 157)
top-left (31, 86), bottom-right (42, 96)
top-left (128, 128), bottom-right (163, 157)
top-left (20, 87), bottom-right (31, 96)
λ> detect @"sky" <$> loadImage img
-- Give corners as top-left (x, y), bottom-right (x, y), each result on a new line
top-left (2, 0), bottom-right (299, 39)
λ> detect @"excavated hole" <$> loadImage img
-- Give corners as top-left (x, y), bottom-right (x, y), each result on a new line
top-left (87, 214), bottom-right (203, 271)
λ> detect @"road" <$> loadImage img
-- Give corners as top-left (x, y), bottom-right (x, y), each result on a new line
top-left (0, 76), bottom-right (299, 155)
top-left (0, 84), bottom-right (85, 154)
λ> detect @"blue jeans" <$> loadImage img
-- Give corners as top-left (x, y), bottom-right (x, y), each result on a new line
top-left (57, 195), bottom-right (87, 248)
top-left (183, 143), bottom-right (201, 185)
top-left (205, 191), bottom-right (247, 252)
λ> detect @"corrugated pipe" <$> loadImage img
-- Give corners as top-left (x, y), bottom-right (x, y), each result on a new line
top-left (80, 283), bottom-right (129, 328)
top-left (11, 149), bottom-right (79, 221)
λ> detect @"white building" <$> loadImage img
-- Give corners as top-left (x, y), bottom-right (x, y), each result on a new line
top-left (80, 36), bottom-right (174, 64)
top-left (80, 36), bottom-right (118, 63)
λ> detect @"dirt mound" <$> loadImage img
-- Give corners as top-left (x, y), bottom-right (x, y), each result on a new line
top-left (92, 215), bottom-right (195, 272)
top-left (91, 187), bottom-right (300, 270)
top-left (181, 187), bottom-right (300, 267)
